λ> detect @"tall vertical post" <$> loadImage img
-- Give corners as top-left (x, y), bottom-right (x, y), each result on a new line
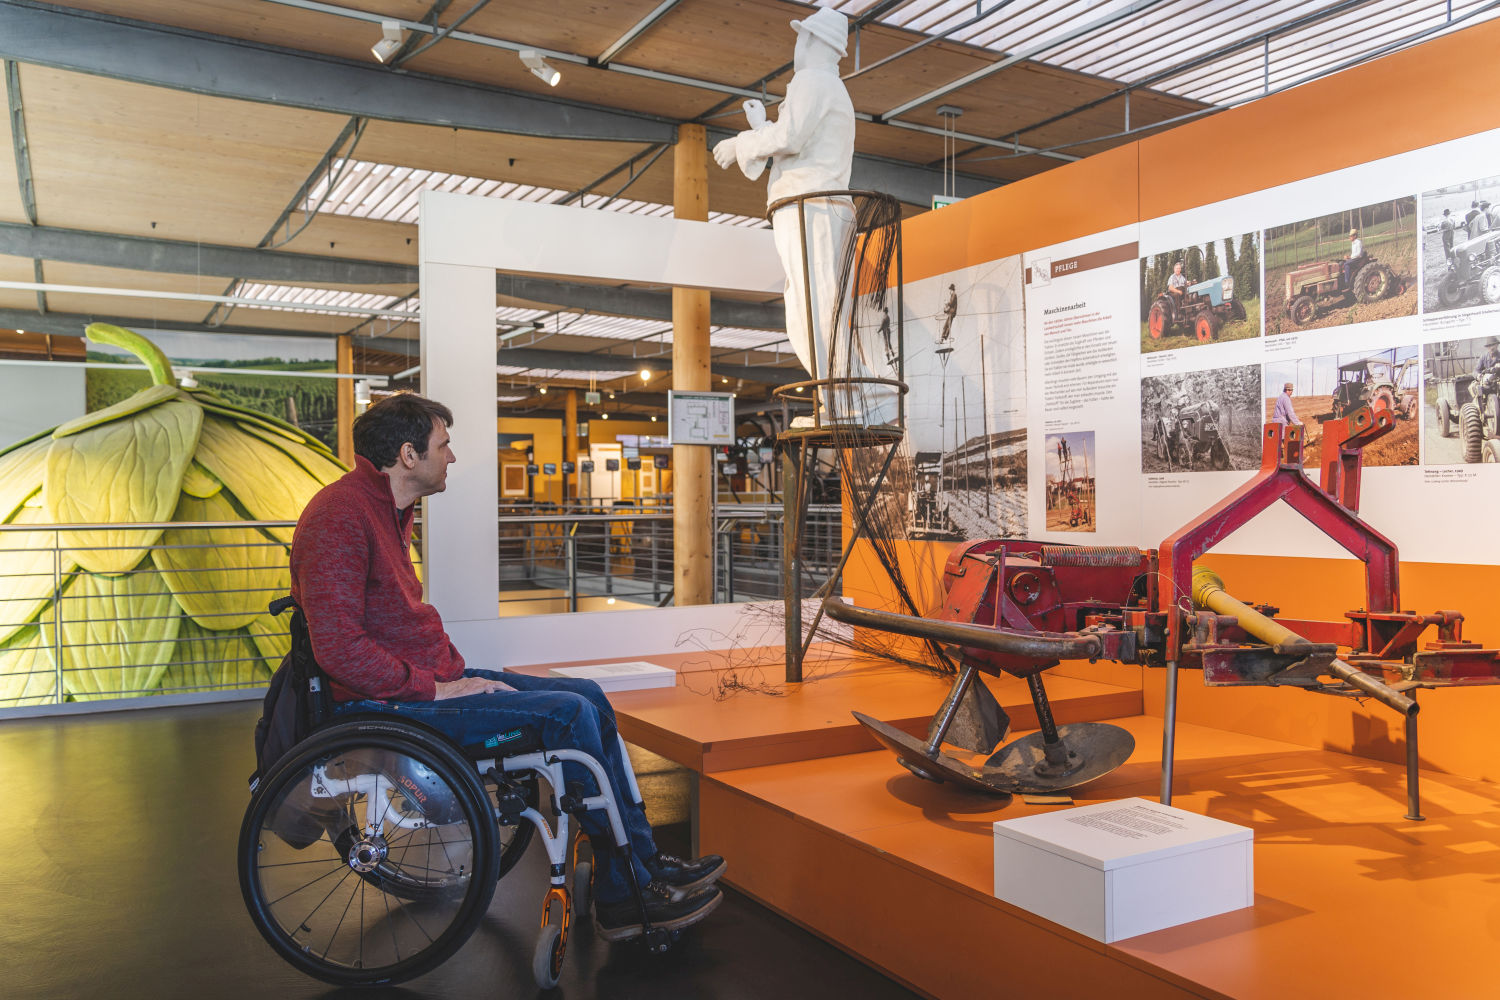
top-left (336, 333), bottom-right (354, 466)
top-left (673, 123), bottom-right (713, 606)
top-left (564, 389), bottom-right (579, 503)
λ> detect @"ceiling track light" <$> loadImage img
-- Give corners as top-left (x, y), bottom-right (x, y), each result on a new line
top-left (371, 20), bottom-right (404, 63)
top-left (519, 49), bottom-right (561, 87)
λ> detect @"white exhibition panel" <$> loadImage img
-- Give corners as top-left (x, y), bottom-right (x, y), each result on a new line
top-left (418, 258), bottom-right (502, 622)
top-left (417, 189), bottom-right (786, 648)
top-left (419, 190), bottom-right (782, 294)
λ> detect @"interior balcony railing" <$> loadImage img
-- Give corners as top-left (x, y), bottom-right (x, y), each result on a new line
top-left (0, 505), bottom-right (845, 711)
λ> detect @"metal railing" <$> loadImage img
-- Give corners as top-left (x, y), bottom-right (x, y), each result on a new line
top-left (0, 506), bottom-right (844, 710)
top-left (0, 519), bottom-right (296, 709)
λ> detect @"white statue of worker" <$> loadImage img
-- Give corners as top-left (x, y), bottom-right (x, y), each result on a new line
top-left (712, 7), bottom-right (856, 383)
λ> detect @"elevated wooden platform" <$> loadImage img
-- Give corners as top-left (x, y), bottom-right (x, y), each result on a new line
top-left (509, 648), bottom-right (1500, 999)
top-left (700, 714), bottom-right (1500, 1000)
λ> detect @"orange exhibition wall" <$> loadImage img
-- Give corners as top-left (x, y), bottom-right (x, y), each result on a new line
top-left (846, 16), bottom-right (1500, 785)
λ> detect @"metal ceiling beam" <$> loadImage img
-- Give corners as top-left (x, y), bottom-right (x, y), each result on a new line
top-left (597, 0), bottom-right (686, 66)
top-left (497, 274), bottom-right (785, 330)
top-left (0, 1), bottom-right (675, 143)
top-left (0, 306), bottom-right (347, 341)
top-left (495, 345), bottom-right (804, 382)
top-left (0, 222), bottom-right (787, 329)
top-left (880, 0), bottom-right (1171, 121)
top-left (4, 59), bottom-right (46, 315)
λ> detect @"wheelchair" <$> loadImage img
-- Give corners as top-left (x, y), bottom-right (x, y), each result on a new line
top-left (238, 598), bottom-right (678, 989)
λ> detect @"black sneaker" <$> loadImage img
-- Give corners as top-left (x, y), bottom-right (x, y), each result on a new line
top-left (648, 851), bottom-right (727, 901)
top-left (594, 881), bottom-right (723, 942)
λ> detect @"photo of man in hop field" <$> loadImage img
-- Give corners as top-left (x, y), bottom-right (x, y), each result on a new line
top-left (1139, 232), bottom-right (1261, 355)
top-left (1263, 347), bottom-right (1419, 468)
top-left (1264, 196), bottom-right (1417, 335)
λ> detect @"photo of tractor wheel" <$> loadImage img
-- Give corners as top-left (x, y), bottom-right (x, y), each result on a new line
top-left (1462, 401), bottom-right (1484, 463)
top-left (1486, 440), bottom-right (1500, 463)
top-left (1288, 294), bottom-right (1316, 325)
top-left (1193, 313), bottom-right (1220, 342)
top-left (1371, 385), bottom-right (1397, 415)
top-left (1439, 272), bottom-right (1466, 308)
top-left (1480, 265), bottom-right (1500, 305)
top-left (1352, 262), bottom-right (1394, 304)
top-left (1147, 300), bottom-right (1168, 339)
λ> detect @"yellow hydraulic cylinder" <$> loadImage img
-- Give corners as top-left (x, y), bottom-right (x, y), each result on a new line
top-left (1191, 567), bottom-right (1306, 649)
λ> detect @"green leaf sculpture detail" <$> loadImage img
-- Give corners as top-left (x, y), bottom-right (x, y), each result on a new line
top-left (0, 324), bottom-right (353, 706)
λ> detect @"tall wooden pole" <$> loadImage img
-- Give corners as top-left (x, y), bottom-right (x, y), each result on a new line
top-left (673, 123), bottom-right (713, 606)
top-left (564, 389), bottom-right (578, 500)
top-left (336, 333), bottom-right (354, 466)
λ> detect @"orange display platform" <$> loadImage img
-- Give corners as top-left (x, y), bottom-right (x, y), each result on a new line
top-left (700, 714), bottom-right (1500, 1000)
top-left (512, 652), bottom-right (1141, 773)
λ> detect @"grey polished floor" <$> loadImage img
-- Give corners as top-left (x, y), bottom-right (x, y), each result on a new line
top-left (0, 700), bottom-right (919, 1000)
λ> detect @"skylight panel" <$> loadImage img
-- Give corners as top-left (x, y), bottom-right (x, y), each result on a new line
top-left (234, 282), bottom-right (414, 316)
top-left (305, 159), bottom-right (767, 227)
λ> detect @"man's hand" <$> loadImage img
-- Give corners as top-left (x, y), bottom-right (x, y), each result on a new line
top-left (434, 676), bottom-right (515, 700)
top-left (712, 135), bottom-right (739, 170)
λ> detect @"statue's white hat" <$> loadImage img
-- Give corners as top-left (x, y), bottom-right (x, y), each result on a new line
top-left (791, 7), bottom-right (849, 57)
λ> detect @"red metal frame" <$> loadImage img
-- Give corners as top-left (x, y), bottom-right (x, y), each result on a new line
top-left (1158, 420), bottom-right (1400, 660)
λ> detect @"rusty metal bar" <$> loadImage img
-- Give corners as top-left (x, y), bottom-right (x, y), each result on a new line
top-left (824, 601), bottom-right (1103, 661)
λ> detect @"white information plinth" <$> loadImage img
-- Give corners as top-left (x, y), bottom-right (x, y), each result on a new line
top-left (993, 797), bottom-right (1252, 943)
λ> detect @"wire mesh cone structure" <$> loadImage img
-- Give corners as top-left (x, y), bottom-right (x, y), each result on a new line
top-left (770, 190), bottom-right (924, 682)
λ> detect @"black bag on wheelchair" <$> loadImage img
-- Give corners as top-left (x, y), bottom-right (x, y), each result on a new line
top-left (251, 596), bottom-right (331, 791)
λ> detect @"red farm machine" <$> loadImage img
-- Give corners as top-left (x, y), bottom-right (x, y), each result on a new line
top-left (831, 405), bottom-right (1500, 819)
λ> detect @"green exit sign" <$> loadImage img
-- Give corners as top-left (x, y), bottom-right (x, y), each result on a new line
top-left (932, 195), bottom-right (963, 210)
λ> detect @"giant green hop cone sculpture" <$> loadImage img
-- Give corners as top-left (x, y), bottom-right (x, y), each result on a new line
top-left (0, 324), bottom-right (349, 705)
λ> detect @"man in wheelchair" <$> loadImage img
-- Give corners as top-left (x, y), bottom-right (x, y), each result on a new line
top-left (288, 392), bottom-right (724, 942)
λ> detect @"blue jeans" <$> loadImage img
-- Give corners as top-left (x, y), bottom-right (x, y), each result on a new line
top-left (334, 669), bottom-right (657, 903)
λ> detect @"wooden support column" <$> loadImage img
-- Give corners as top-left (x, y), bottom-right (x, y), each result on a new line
top-left (564, 389), bottom-right (578, 500)
top-left (336, 333), bottom-right (354, 466)
top-left (673, 123), bottom-right (713, 606)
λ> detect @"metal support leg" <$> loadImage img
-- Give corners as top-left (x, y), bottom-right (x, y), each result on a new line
top-left (924, 666), bottom-right (979, 756)
top-left (1160, 659), bottom-right (1179, 805)
top-left (782, 441), bottom-right (807, 683)
top-left (1405, 694), bottom-right (1425, 821)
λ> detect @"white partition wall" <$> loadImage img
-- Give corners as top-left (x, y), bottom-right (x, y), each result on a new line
top-left (417, 189), bottom-right (781, 656)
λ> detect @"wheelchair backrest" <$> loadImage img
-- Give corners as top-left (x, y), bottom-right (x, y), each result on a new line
top-left (251, 596), bottom-right (337, 789)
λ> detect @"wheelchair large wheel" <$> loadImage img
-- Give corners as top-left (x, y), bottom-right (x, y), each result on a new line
top-left (238, 719), bottom-right (501, 987)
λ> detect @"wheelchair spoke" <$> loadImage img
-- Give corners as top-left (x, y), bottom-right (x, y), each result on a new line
top-left (322, 872), bottom-right (362, 962)
top-left (262, 856), bottom-right (350, 908)
top-left (282, 865), bottom-right (359, 942)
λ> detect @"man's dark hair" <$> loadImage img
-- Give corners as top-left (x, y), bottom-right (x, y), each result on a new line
top-left (352, 392), bottom-right (454, 469)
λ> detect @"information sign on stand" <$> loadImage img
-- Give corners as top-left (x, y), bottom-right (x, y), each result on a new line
top-left (667, 390), bottom-right (736, 446)
top-left (993, 797), bottom-right (1252, 942)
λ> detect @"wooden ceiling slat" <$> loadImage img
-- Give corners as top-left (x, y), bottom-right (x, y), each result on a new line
top-left (20, 65), bottom-right (351, 245)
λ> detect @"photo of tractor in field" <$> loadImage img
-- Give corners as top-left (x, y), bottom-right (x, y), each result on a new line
top-left (1434, 229), bottom-right (1500, 308)
top-left (1433, 366), bottom-right (1500, 463)
top-left (1149, 397), bottom-right (1232, 471)
top-left (1283, 254), bottom-right (1402, 326)
top-left (1139, 233), bottom-right (1261, 354)
top-left (1265, 197), bottom-right (1418, 334)
top-left (1330, 356), bottom-right (1418, 420)
top-left (1146, 274), bottom-right (1246, 343)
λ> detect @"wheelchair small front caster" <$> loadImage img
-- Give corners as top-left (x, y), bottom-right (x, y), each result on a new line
top-left (533, 924), bottom-right (565, 990)
top-left (533, 885), bottom-right (571, 989)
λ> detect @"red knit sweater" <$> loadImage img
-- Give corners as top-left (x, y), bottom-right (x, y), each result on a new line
top-left (290, 456), bottom-right (464, 701)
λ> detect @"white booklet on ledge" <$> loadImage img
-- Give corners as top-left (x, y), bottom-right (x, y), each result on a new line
top-left (548, 660), bottom-right (678, 692)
